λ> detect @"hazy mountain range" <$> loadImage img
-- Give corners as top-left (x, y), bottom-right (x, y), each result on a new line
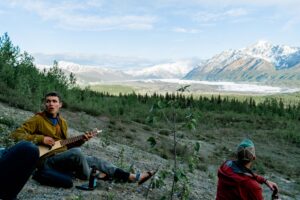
top-left (36, 60), bottom-right (199, 84)
top-left (36, 41), bottom-right (300, 85)
top-left (185, 41), bottom-right (300, 83)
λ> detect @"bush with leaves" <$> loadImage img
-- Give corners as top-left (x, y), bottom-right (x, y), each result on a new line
top-left (146, 85), bottom-right (198, 200)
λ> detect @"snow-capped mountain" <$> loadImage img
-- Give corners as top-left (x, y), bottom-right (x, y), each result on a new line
top-left (243, 40), bottom-right (300, 69)
top-left (125, 60), bottom-right (197, 79)
top-left (36, 60), bottom-right (199, 84)
top-left (36, 61), bottom-right (134, 84)
top-left (35, 41), bottom-right (300, 85)
top-left (185, 41), bottom-right (300, 83)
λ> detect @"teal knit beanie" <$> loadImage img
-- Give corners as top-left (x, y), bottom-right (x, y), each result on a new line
top-left (237, 139), bottom-right (256, 162)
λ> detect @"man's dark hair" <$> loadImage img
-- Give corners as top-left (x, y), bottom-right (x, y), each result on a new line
top-left (44, 91), bottom-right (62, 102)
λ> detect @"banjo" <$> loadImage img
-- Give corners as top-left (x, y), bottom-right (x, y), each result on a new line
top-left (38, 129), bottom-right (102, 157)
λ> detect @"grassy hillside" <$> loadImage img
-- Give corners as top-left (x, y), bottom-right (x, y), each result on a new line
top-left (1, 95), bottom-right (300, 199)
top-left (90, 84), bottom-right (135, 95)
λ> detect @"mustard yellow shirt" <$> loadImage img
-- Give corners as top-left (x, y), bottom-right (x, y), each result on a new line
top-left (10, 111), bottom-right (68, 144)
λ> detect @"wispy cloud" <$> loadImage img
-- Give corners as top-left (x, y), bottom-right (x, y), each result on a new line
top-left (32, 52), bottom-right (160, 69)
top-left (282, 16), bottom-right (300, 32)
top-left (55, 15), bottom-right (156, 31)
top-left (8, 0), bottom-right (157, 31)
top-left (2, 0), bottom-right (299, 60)
top-left (7, 0), bottom-right (300, 32)
top-left (173, 27), bottom-right (201, 34)
top-left (179, 0), bottom-right (300, 7)
top-left (193, 8), bottom-right (249, 23)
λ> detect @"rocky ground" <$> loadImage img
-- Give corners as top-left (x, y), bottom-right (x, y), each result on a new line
top-left (0, 102), bottom-right (299, 200)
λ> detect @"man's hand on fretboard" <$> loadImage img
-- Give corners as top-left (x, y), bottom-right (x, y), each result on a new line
top-left (83, 128), bottom-right (101, 141)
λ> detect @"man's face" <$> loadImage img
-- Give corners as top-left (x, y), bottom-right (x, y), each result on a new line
top-left (45, 96), bottom-right (62, 117)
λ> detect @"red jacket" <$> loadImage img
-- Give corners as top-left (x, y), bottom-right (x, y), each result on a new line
top-left (216, 160), bottom-right (266, 200)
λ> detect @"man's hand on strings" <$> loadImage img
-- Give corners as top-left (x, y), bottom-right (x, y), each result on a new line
top-left (43, 136), bottom-right (55, 146)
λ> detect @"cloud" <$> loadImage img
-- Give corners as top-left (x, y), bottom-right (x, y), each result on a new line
top-left (173, 27), bottom-right (201, 34)
top-left (55, 15), bottom-right (156, 31)
top-left (8, 0), bottom-right (157, 31)
top-left (178, 0), bottom-right (300, 7)
top-left (7, 0), bottom-right (300, 32)
top-left (193, 8), bottom-right (249, 23)
top-left (225, 8), bottom-right (248, 17)
top-left (282, 16), bottom-right (300, 32)
top-left (32, 52), bottom-right (159, 69)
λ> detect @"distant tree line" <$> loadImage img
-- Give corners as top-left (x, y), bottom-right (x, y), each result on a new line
top-left (1, 32), bottom-right (300, 122)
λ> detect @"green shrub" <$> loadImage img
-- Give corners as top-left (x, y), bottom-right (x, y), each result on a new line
top-left (0, 116), bottom-right (15, 127)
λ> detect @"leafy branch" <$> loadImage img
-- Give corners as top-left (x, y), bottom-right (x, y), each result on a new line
top-left (146, 85), bottom-right (197, 200)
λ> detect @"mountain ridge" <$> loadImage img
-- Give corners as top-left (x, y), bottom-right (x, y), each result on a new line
top-left (184, 41), bottom-right (300, 84)
top-left (35, 41), bottom-right (300, 85)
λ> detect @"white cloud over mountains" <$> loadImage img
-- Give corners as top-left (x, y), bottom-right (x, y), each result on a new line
top-left (32, 52), bottom-right (159, 69)
top-left (9, 0), bottom-right (157, 31)
top-left (8, 0), bottom-right (300, 32)
top-left (173, 27), bottom-right (201, 34)
top-left (193, 8), bottom-right (248, 23)
top-left (2, 0), bottom-right (299, 61)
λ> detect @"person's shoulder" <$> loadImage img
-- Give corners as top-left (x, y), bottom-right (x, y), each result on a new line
top-left (33, 112), bottom-right (46, 120)
top-left (23, 112), bottom-right (43, 121)
top-left (58, 114), bottom-right (68, 125)
top-left (59, 114), bottom-right (67, 122)
top-left (219, 160), bottom-right (233, 169)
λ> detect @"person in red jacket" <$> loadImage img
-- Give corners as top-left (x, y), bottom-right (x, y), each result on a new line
top-left (216, 139), bottom-right (279, 200)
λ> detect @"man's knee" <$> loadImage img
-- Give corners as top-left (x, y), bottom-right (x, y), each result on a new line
top-left (68, 147), bottom-right (82, 154)
top-left (68, 148), bottom-right (84, 158)
top-left (16, 141), bottom-right (39, 160)
top-left (67, 148), bottom-right (90, 180)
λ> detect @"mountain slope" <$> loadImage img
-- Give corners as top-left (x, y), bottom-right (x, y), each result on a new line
top-left (35, 41), bottom-right (300, 85)
top-left (125, 60), bottom-right (197, 79)
top-left (37, 61), bottom-right (134, 84)
top-left (36, 60), bottom-right (199, 84)
top-left (185, 41), bottom-right (300, 84)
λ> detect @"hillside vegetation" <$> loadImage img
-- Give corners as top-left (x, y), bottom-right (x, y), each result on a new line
top-left (1, 33), bottom-right (300, 199)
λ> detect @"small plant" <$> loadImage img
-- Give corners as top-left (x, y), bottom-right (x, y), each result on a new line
top-left (0, 116), bottom-right (15, 127)
top-left (147, 85), bottom-right (197, 200)
top-left (130, 128), bottom-right (137, 132)
top-left (106, 192), bottom-right (115, 200)
top-left (158, 129), bottom-right (171, 136)
top-left (147, 136), bottom-right (157, 148)
top-left (117, 147), bottom-right (126, 169)
top-left (99, 129), bottom-right (111, 147)
top-left (143, 125), bottom-right (152, 131)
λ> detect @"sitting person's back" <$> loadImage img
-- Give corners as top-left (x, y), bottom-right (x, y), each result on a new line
top-left (217, 160), bottom-right (265, 199)
top-left (216, 139), bottom-right (278, 200)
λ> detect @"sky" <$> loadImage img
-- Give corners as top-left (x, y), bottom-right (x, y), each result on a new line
top-left (1, 0), bottom-right (300, 68)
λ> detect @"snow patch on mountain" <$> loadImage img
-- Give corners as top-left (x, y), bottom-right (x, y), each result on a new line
top-left (243, 40), bottom-right (300, 68)
top-left (36, 61), bottom-right (133, 84)
top-left (125, 60), bottom-right (197, 79)
top-left (207, 50), bottom-right (244, 66)
top-left (199, 41), bottom-right (300, 71)
top-left (35, 41), bottom-right (300, 84)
